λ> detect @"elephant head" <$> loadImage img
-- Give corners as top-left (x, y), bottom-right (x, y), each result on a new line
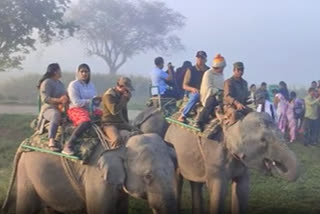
top-left (222, 112), bottom-right (298, 181)
top-left (98, 133), bottom-right (178, 214)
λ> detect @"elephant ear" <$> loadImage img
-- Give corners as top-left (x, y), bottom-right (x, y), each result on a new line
top-left (98, 151), bottom-right (125, 185)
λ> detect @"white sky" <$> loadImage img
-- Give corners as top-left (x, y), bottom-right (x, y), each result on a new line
top-left (1, 0), bottom-right (320, 87)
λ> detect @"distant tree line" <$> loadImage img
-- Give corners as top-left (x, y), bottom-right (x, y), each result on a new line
top-left (0, 0), bottom-right (185, 73)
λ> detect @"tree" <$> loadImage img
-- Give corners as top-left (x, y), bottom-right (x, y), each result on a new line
top-left (72, 0), bottom-right (185, 74)
top-left (0, 0), bottom-right (76, 71)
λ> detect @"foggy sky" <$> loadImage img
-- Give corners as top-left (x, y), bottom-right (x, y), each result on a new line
top-left (2, 0), bottom-right (320, 87)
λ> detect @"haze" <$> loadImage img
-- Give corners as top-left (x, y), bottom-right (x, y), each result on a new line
top-left (2, 0), bottom-right (319, 87)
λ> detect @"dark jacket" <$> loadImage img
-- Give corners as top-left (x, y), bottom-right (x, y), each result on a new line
top-left (101, 88), bottom-right (129, 126)
top-left (223, 76), bottom-right (250, 106)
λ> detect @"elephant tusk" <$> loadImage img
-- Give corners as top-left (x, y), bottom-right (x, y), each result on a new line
top-left (122, 185), bottom-right (130, 194)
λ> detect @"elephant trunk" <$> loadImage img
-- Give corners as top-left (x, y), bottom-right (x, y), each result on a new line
top-left (269, 141), bottom-right (299, 181)
top-left (149, 192), bottom-right (178, 214)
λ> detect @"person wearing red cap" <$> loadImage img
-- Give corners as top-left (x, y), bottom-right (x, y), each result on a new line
top-left (178, 51), bottom-right (209, 122)
top-left (195, 54), bottom-right (226, 130)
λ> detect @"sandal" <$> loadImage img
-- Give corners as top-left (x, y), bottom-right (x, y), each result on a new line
top-left (48, 141), bottom-right (61, 152)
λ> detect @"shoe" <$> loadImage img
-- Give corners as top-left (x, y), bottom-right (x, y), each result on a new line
top-left (194, 122), bottom-right (203, 131)
top-left (62, 142), bottom-right (75, 156)
top-left (48, 141), bottom-right (61, 152)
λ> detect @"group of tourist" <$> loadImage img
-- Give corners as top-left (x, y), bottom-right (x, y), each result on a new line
top-left (151, 51), bottom-right (320, 146)
top-left (37, 63), bottom-right (135, 155)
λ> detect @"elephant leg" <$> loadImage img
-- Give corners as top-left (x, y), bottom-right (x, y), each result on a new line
top-left (207, 177), bottom-right (228, 214)
top-left (16, 174), bottom-right (41, 214)
top-left (86, 184), bottom-right (119, 214)
top-left (116, 189), bottom-right (129, 214)
top-left (231, 171), bottom-right (249, 214)
top-left (176, 172), bottom-right (184, 212)
top-left (190, 181), bottom-right (204, 214)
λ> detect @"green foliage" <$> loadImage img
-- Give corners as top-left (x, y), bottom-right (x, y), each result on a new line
top-left (71, 0), bottom-right (185, 74)
top-left (0, 73), bottom-right (150, 109)
top-left (0, 0), bottom-right (76, 71)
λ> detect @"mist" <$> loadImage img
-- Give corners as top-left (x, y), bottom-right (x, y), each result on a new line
top-left (2, 0), bottom-right (319, 87)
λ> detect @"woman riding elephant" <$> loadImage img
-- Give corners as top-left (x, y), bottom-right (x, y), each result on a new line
top-left (3, 133), bottom-right (178, 214)
top-left (62, 63), bottom-right (102, 155)
top-left (37, 63), bottom-right (68, 152)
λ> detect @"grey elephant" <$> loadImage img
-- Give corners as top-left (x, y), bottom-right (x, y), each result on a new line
top-left (2, 133), bottom-right (178, 214)
top-left (133, 107), bottom-right (299, 214)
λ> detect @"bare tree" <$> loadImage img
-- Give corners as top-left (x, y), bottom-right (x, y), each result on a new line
top-left (72, 0), bottom-right (185, 74)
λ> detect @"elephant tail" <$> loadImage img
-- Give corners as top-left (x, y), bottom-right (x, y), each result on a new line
top-left (1, 146), bottom-right (23, 213)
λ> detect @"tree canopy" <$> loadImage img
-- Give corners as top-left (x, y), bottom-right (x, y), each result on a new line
top-left (0, 0), bottom-right (76, 71)
top-left (72, 0), bottom-right (185, 74)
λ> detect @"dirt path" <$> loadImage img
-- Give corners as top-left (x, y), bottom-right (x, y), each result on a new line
top-left (0, 104), bottom-right (141, 120)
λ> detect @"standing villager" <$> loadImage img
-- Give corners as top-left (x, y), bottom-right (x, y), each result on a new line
top-left (223, 62), bottom-right (250, 125)
top-left (150, 57), bottom-right (176, 98)
top-left (249, 84), bottom-right (257, 106)
top-left (274, 90), bottom-right (288, 134)
top-left (311, 81), bottom-right (317, 89)
top-left (195, 54), bottom-right (226, 130)
top-left (101, 77), bottom-right (135, 148)
top-left (293, 95), bottom-right (305, 132)
top-left (256, 93), bottom-right (277, 122)
top-left (256, 82), bottom-right (270, 102)
top-left (303, 87), bottom-right (320, 146)
top-left (279, 81), bottom-right (290, 101)
top-left (175, 61), bottom-right (192, 99)
top-left (37, 63), bottom-right (68, 151)
top-left (287, 91), bottom-right (298, 143)
top-left (177, 51), bottom-right (209, 122)
top-left (62, 64), bottom-right (101, 155)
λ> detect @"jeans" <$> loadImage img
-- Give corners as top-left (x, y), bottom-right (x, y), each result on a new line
top-left (162, 89), bottom-right (178, 99)
top-left (182, 92), bottom-right (200, 117)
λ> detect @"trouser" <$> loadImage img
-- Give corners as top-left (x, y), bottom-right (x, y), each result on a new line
top-left (197, 96), bottom-right (219, 125)
top-left (43, 108), bottom-right (61, 139)
top-left (68, 121), bottom-right (91, 145)
top-left (182, 92), bottom-right (200, 117)
top-left (303, 118), bottom-right (318, 145)
top-left (103, 124), bottom-right (133, 148)
top-left (162, 89), bottom-right (178, 99)
top-left (223, 105), bottom-right (252, 126)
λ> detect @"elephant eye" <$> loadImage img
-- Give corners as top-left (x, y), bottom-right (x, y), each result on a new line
top-left (145, 174), bottom-right (153, 180)
top-left (144, 174), bottom-right (153, 185)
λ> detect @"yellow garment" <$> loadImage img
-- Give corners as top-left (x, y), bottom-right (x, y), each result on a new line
top-left (304, 95), bottom-right (320, 120)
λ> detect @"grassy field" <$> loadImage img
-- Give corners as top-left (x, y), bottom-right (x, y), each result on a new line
top-left (0, 114), bottom-right (320, 214)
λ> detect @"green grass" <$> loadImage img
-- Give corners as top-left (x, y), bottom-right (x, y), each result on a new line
top-left (0, 114), bottom-right (320, 213)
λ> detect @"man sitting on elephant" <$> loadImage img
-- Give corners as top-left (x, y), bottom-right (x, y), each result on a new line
top-left (195, 54), bottom-right (226, 130)
top-left (223, 61), bottom-right (251, 125)
top-left (102, 77), bottom-right (136, 149)
top-left (177, 50), bottom-right (210, 122)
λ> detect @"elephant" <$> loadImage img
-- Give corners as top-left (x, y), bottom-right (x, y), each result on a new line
top-left (133, 107), bottom-right (299, 214)
top-left (2, 133), bottom-right (178, 214)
